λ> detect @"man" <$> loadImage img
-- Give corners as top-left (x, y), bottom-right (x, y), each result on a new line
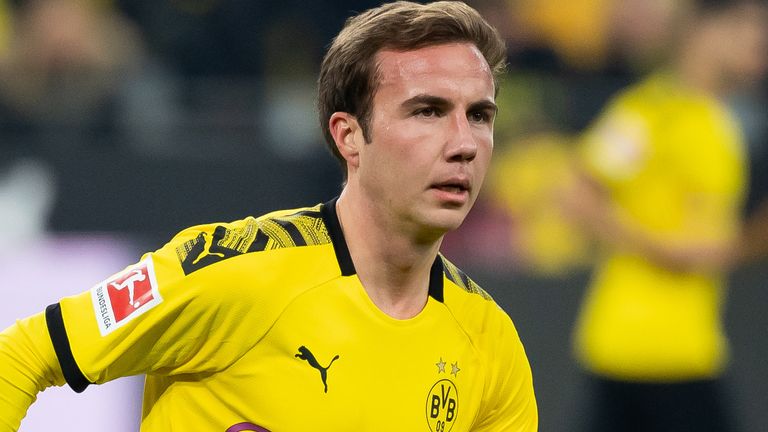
top-left (0, 2), bottom-right (538, 431)
top-left (565, 0), bottom-right (767, 430)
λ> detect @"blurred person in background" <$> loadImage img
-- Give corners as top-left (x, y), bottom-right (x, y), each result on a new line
top-left (460, 0), bottom-right (684, 276)
top-left (564, 0), bottom-right (768, 430)
top-left (0, 0), bottom-right (142, 132)
top-left (0, 2), bottom-right (537, 431)
top-left (112, 0), bottom-right (382, 157)
top-left (0, 0), bottom-right (143, 241)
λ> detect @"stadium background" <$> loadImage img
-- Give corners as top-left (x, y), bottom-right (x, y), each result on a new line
top-left (1, 0), bottom-right (766, 430)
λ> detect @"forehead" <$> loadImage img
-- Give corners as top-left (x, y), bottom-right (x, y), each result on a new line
top-left (374, 42), bottom-right (494, 97)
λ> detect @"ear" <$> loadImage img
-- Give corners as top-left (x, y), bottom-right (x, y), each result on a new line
top-left (329, 112), bottom-right (364, 171)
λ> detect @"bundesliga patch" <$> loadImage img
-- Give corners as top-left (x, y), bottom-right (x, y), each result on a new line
top-left (90, 257), bottom-right (162, 336)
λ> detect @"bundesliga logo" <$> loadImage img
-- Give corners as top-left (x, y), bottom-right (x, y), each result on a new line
top-left (91, 257), bottom-right (162, 336)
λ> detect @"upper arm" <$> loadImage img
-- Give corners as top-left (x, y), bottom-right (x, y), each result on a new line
top-left (52, 224), bottom-right (276, 387)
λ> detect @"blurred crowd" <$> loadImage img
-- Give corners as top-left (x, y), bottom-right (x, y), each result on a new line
top-left (0, 0), bottom-right (765, 268)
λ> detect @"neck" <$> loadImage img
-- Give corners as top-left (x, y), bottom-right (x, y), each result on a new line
top-left (335, 189), bottom-right (443, 320)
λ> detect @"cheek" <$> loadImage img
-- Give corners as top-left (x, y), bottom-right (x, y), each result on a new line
top-left (477, 151), bottom-right (493, 182)
top-left (474, 137), bottom-right (494, 178)
top-left (475, 131), bottom-right (494, 157)
top-left (362, 136), bottom-right (424, 188)
top-left (379, 127), bottom-right (439, 166)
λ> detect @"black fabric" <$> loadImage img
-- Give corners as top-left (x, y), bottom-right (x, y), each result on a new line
top-left (272, 216), bottom-right (309, 247)
top-left (320, 197), bottom-right (445, 302)
top-left (45, 303), bottom-right (91, 393)
top-left (320, 197), bottom-right (356, 277)
top-left (429, 257), bottom-right (445, 303)
top-left (576, 373), bottom-right (739, 432)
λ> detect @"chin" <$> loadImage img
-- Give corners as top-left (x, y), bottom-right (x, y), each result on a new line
top-left (424, 208), bottom-right (468, 234)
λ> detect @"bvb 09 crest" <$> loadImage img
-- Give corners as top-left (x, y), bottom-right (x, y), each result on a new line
top-left (425, 379), bottom-right (458, 432)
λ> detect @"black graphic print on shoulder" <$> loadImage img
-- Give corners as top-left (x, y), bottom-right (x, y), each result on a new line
top-left (440, 256), bottom-right (493, 301)
top-left (176, 206), bottom-right (331, 275)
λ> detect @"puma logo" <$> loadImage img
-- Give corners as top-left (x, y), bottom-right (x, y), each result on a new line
top-left (192, 231), bottom-right (226, 265)
top-left (181, 228), bottom-right (238, 275)
top-left (295, 346), bottom-right (339, 393)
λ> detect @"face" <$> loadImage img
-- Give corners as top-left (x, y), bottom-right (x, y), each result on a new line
top-left (610, 0), bottom-right (681, 63)
top-left (350, 42), bottom-right (496, 239)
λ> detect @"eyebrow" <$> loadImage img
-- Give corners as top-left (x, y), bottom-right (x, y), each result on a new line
top-left (401, 94), bottom-right (451, 111)
top-left (468, 100), bottom-right (498, 115)
top-left (401, 94), bottom-right (498, 114)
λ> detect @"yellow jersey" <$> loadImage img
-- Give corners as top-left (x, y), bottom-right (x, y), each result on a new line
top-left (43, 199), bottom-right (537, 431)
top-left (574, 73), bottom-right (747, 381)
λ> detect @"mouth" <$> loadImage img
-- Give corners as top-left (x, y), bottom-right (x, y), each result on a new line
top-left (433, 184), bottom-right (468, 194)
top-left (430, 178), bottom-right (471, 201)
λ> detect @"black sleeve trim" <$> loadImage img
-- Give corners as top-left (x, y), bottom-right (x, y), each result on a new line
top-left (45, 303), bottom-right (91, 393)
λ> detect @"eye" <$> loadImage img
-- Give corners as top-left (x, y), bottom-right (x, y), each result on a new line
top-left (468, 110), bottom-right (492, 123)
top-left (415, 107), bottom-right (441, 118)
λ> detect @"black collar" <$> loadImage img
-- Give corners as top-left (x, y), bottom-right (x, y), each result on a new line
top-left (320, 197), bottom-right (444, 303)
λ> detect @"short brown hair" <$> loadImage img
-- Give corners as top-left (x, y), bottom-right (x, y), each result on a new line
top-left (317, 1), bottom-right (507, 176)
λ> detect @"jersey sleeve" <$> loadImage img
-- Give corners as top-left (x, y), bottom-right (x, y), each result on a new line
top-left (473, 310), bottom-right (538, 431)
top-left (49, 222), bottom-right (277, 390)
top-left (579, 96), bottom-right (651, 188)
top-left (0, 312), bottom-right (65, 431)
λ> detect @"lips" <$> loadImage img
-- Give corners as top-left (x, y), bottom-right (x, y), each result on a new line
top-left (431, 178), bottom-right (470, 194)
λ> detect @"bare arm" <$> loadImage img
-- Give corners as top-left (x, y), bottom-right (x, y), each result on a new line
top-left (0, 312), bottom-right (65, 431)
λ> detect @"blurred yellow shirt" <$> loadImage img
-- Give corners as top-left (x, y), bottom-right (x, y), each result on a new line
top-left (574, 73), bottom-right (746, 380)
top-left (490, 133), bottom-right (591, 275)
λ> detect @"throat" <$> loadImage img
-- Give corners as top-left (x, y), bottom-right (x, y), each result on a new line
top-left (362, 282), bottom-right (430, 320)
top-left (334, 192), bottom-right (441, 319)
top-left (354, 245), bottom-right (439, 320)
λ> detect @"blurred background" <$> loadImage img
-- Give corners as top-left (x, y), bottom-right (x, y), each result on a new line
top-left (1, 0), bottom-right (766, 430)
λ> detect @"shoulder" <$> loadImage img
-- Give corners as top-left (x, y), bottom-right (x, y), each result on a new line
top-left (579, 76), bottom-right (664, 184)
top-left (438, 256), bottom-right (535, 420)
top-left (439, 256), bottom-right (517, 341)
top-left (590, 74), bottom-right (671, 133)
top-left (441, 256), bottom-right (493, 301)
top-left (161, 203), bottom-right (332, 276)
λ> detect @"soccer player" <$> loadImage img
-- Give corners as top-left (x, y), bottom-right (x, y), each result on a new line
top-left (565, 0), bottom-right (767, 430)
top-left (0, 2), bottom-right (538, 431)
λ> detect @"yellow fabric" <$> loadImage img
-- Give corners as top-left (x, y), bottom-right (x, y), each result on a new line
top-left (52, 204), bottom-right (536, 431)
top-left (0, 312), bottom-right (65, 432)
top-left (490, 133), bottom-right (591, 275)
top-left (574, 73), bottom-right (746, 380)
top-left (513, 0), bottom-right (612, 69)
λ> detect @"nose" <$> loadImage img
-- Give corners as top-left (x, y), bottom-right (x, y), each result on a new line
top-left (445, 112), bottom-right (477, 162)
